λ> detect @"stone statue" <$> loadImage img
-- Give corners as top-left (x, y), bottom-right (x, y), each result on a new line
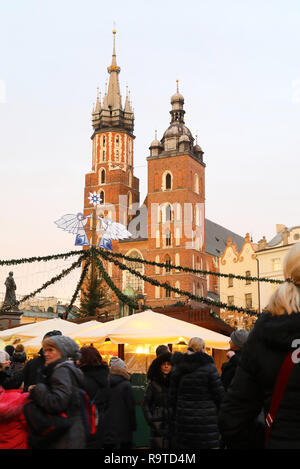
top-left (2, 272), bottom-right (18, 311)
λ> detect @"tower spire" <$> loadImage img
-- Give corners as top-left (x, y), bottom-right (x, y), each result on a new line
top-left (107, 29), bottom-right (122, 109)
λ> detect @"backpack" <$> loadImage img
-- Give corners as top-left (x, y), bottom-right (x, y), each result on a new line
top-left (77, 387), bottom-right (98, 437)
top-left (24, 399), bottom-right (72, 448)
top-left (66, 365), bottom-right (98, 438)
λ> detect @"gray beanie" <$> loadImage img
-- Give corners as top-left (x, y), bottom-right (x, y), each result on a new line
top-left (110, 356), bottom-right (126, 369)
top-left (230, 329), bottom-right (249, 349)
top-left (0, 351), bottom-right (10, 364)
top-left (44, 335), bottom-right (80, 359)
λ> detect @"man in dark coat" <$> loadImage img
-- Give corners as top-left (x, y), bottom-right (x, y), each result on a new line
top-left (170, 337), bottom-right (225, 449)
top-left (102, 357), bottom-right (136, 450)
top-left (23, 330), bottom-right (62, 392)
top-left (221, 329), bottom-right (249, 391)
top-left (219, 312), bottom-right (300, 449)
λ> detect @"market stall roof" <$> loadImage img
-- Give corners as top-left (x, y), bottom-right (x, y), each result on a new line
top-left (70, 310), bottom-right (230, 349)
top-left (0, 318), bottom-right (81, 342)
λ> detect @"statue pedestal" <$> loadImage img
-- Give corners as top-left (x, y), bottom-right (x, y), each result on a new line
top-left (0, 310), bottom-right (23, 331)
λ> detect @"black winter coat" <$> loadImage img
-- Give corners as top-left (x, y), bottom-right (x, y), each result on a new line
top-left (102, 367), bottom-right (136, 447)
top-left (23, 349), bottom-right (45, 392)
top-left (170, 351), bottom-right (225, 449)
top-left (80, 363), bottom-right (109, 449)
top-left (221, 350), bottom-right (242, 391)
top-left (143, 355), bottom-right (172, 450)
top-left (29, 359), bottom-right (86, 449)
top-left (219, 312), bottom-right (300, 449)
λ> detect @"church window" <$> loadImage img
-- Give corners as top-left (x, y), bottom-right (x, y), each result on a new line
top-left (165, 282), bottom-right (171, 298)
top-left (100, 169), bottom-right (105, 184)
top-left (175, 281), bottom-right (180, 297)
top-left (165, 255), bottom-right (171, 273)
top-left (100, 190), bottom-right (105, 204)
top-left (194, 174), bottom-right (199, 194)
top-left (166, 229), bottom-right (172, 247)
top-left (124, 250), bottom-right (144, 294)
top-left (165, 204), bottom-right (172, 222)
top-left (155, 286), bottom-right (160, 298)
top-left (165, 173), bottom-right (172, 190)
top-left (102, 150), bottom-right (106, 161)
top-left (175, 253), bottom-right (180, 271)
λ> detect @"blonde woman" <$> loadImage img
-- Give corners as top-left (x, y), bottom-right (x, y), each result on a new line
top-left (219, 243), bottom-right (300, 449)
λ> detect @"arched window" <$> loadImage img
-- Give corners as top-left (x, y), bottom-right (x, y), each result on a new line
top-left (100, 190), bottom-right (104, 204)
top-left (194, 174), bottom-right (199, 194)
top-left (100, 169), bottom-right (105, 184)
top-left (165, 282), bottom-right (171, 298)
top-left (123, 250), bottom-right (144, 293)
top-left (165, 204), bottom-right (172, 222)
top-left (165, 229), bottom-right (172, 247)
top-left (165, 254), bottom-right (171, 273)
top-left (165, 173), bottom-right (172, 190)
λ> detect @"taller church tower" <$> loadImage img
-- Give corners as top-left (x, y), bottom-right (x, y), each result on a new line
top-left (83, 30), bottom-right (139, 246)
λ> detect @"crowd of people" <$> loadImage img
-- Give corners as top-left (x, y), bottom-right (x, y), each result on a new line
top-left (0, 243), bottom-right (300, 450)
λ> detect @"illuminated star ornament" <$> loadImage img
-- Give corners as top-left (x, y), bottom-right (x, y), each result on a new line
top-left (88, 191), bottom-right (102, 207)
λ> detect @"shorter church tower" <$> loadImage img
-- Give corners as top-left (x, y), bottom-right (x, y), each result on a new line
top-left (145, 82), bottom-right (207, 307)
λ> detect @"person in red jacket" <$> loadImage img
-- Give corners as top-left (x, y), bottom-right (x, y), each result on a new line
top-left (0, 350), bottom-right (29, 449)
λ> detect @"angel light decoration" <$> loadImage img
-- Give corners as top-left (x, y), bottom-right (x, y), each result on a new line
top-left (54, 192), bottom-right (132, 250)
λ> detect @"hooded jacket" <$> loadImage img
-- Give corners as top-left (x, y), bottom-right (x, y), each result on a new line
top-left (219, 312), bottom-right (300, 449)
top-left (170, 351), bottom-right (225, 449)
top-left (0, 388), bottom-right (29, 449)
top-left (102, 367), bottom-right (136, 446)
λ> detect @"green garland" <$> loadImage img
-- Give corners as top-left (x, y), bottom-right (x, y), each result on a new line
top-left (1, 253), bottom-right (88, 313)
top-left (98, 249), bottom-right (259, 317)
top-left (65, 257), bottom-right (91, 319)
top-left (94, 255), bottom-right (142, 312)
top-left (0, 249), bottom-right (84, 267)
top-left (100, 249), bottom-right (283, 285)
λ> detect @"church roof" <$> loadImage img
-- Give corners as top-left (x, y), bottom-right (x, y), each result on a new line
top-left (205, 219), bottom-right (244, 257)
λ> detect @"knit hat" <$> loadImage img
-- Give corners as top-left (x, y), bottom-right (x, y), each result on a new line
top-left (230, 329), bottom-right (249, 349)
top-left (110, 356), bottom-right (126, 369)
top-left (43, 335), bottom-right (80, 360)
top-left (0, 351), bottom-right (10, 364)
top-left (43, 330), bottom-right (62, 340)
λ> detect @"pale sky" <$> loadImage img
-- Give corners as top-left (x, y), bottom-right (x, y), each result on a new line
top-left (0, 0), bottom-right (299, 299)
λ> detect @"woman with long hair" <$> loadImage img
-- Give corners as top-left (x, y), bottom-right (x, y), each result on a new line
top-left (219, 243), bottom-right (300, 449)
top-left (78, 346), bottom-right (109, 449)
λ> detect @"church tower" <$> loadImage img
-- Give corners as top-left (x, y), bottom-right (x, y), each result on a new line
top-left (145, 82), bottom-right (207, 306)
top-left (83, 30), bottom-right (139, 247)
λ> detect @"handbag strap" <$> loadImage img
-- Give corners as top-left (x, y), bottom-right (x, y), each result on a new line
top-left (265, 351), bottom-right (295, 445)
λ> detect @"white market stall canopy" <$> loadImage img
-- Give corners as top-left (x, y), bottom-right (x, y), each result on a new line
top-left (70, 310), bottom-right (230, 350)
top-left (0, 318), bottom-right (81, 342)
